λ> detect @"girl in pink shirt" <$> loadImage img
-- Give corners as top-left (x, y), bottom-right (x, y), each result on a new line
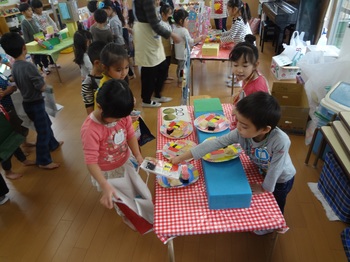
top-left (230, 34), bottom-right (270, 128)
top-left (81, 79), bottom-right (153, 230)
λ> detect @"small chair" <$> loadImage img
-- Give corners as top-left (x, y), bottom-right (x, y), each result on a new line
top-left (259, 20), bottom-right (278, 53)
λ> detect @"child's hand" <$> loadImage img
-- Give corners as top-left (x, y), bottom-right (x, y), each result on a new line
top-left (250, 183), bottom-right (265, 195)
top-left (170, 156), bottom-right (182, 165)
top-left (100, 182), bottom-right (118, 209)
top-left (135, 154), bottom-right (143, 165)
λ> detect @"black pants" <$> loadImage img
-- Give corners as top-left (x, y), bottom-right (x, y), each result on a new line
top-left (1, 147), bottom-right (26, 171)
top-left (165, 56), bottom-right (171, 79)
top-left (32, 55), bottom-right (55, 69)
top-left (141, 60), bottom-right (168, 103)
top-left (0, 173), bottom-right (9, 197)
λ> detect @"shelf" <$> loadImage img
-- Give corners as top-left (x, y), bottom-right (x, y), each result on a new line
top-left (0, 12), bottom-right (20, 18)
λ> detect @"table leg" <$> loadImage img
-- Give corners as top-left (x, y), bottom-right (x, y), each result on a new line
top-left (305, 127), bottom-right (320, 165)
top-left (313, 131), bottom-right (327, 168)
top-left (167, 238), bottom-right (175, 262)
top-left (267, 231), bottom-right (278, 262)
top-left (54, 64), bottom-right (62, 83)
top-left (190, 60), bottom-right (194, 97)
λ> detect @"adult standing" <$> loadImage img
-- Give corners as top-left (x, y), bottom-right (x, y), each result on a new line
top-left (133, 0), bottom-right (180, 108)
top-left (211, 0), bottom-right (229, 31)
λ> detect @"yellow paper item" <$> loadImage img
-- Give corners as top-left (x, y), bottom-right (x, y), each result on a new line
top-left (201, 43), bottom-right (220, 56)
top-left (46, 25), bottom-right (54, 35)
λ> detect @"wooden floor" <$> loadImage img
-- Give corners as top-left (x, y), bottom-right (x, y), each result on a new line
top-left (0, 39), bottom-right (348, 262)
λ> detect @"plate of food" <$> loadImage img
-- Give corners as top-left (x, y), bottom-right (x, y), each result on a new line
top-left (202, 137), bottom-right (242, 162)
top-left (156, 163), bottom-right (200, 188)
top-left (160, 120), bottom-right (193, 139)
top-left (194, 113), bottom-right (230, 133)
top-left (162, 140), bottom-right (197, 160)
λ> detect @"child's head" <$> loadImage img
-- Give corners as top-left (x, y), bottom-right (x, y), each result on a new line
top-left (0, 32), bottom-right (26, 59)
top-left (100, 43), bottom-right (129, 80)
top-left (19, 3), bottom-right (33, 19)
top-left (227, 0), bottom-right (251, 23)
top-left (73, 29), bottom-right (93, 66)
top-left (229, 34), bottom-right (258, 81)
top-left (94, 8), bottom-right (108, 24)
top-left (127, 9), bottom-right (134, 27)
top-left (100, 0), bottom-right (116, 17)
top-left (96, 79), bottom-right (134, 120)
top-left (160, 4), bottom-right (173, 22)
top-left (236, 92), bottom-right (281, 138)
top-left (87, 40), bottom-right (106, 73)
top-left (173, 9), bottom-right (189, 27)
top-left (31, 0), bottom-right (43, 15)
top-left (87, 0), bottom-right (98, 13)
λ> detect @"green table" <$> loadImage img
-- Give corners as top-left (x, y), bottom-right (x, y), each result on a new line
top-left (26, 37), bottom-right (74, 83)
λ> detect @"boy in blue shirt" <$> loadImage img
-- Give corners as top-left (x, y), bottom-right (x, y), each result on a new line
top-left (0, 32), bottom-right (62, 169)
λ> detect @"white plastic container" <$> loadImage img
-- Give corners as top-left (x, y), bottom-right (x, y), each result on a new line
top-left (318, 81), bottom-right (350, 121)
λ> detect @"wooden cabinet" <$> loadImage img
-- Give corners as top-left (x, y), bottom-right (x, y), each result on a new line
top-left (0, 4), bottom-right (21, 35)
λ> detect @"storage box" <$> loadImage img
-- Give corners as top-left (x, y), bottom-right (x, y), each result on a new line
top-left (318, 152), bottom-right (350, 223)
top-left (47, 37), bottom-right (61, 46)
top-left (201, 43), bottom-right (219, 56)
top-left (270, 54), bottom-right (300, 80)
top-left (202, 158), bottom-right (252, 209)
top-left (319, 82), bottom-right (350, 121)
top-left (25, 41), bottom-right (41, 52)
top-left (306, 45), bottom-right (340, 58)
top-left (272, 82), bottom-right (310, 134)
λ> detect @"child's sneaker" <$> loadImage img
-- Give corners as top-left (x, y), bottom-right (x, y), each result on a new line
top-left (152, 96), bottom-right (172, 103)
top-left (0, 195), bottom-right (9, 205)
top-left (49, 63), bottom-right (61, 69)
top-left (43, 67), bottom-right (51, 75)
top-left (142, 101), bottom-right (161, 108)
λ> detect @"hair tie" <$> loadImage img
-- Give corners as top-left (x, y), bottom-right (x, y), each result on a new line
top-left (98, 1), bottom-right (105, 9)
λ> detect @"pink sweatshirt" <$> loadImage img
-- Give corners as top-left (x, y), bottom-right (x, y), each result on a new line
top-left (81, 113), bottom-right (134, 171)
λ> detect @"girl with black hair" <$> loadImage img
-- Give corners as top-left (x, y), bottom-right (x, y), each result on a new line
top-left (73, 29), bottom-right (93, 81)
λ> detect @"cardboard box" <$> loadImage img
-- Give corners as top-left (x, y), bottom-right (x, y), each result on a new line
top-left (26, 41), bottom-right (41, 52)
top-left (201, 43), bottom-right (219, 56)
top-left (270, 54), bottom-right (300, 80)
top-left (272, 82), bottom-right (310, 134)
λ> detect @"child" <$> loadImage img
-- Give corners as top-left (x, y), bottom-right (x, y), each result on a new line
top-left (90, 9), bottom-right (113, 43)
top-left (99, 42), bottom-right (129, 87)
top-left (80, 79), bottom-right (153, 229)
top-left (220, 0), bottom-right (251, 44)
top-left (86, 0), bottom-right (98, 29)
top-left (173, 9), bottom-right (206, 84)
top-left (0, 32), bottom-right (62, 170)
top-left (31, 0), bottom-right (60, 69)
top-left (98, 43), bottom-right (154, 146)
top-left (171, 92), bottom-right (296, 220)
top-left (0, 58), bottom-right (36, 179)
top-left (73, 29), bottom-right (93, 81)
top-left (18, 3), bottom-right (51, 74)
top-left (229, 34), bottom-right (269, 129)
top-left (101, 0), bottom-right (125, 46)
top-left (81, 41), bottom-right (106, 114)
top-left (160, 4), bottom-right (174, 84)
top-left (230, 34), bottom-right (269, 104)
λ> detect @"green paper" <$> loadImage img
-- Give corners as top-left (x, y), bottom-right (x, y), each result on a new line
top-left (193, 98), bottom-right (222, 112)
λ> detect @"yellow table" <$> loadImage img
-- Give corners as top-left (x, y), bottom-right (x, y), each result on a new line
top-left (26, 37), bottom-right (74, 83)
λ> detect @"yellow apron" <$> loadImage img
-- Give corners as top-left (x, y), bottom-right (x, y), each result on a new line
top-left (134, 22), bottom-right (166, 67)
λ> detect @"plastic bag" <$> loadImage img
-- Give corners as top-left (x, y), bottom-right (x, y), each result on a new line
top-left (282, 31), bottom-right (307, 61)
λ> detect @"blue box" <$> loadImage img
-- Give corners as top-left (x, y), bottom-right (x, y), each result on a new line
top-left (202, 157), bottom-right (252, 209)
top-left (193, 99), bottom-right (252, 209)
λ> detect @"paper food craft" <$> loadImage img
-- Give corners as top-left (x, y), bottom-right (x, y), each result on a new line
top-left (162, 140), bottom-right (197, 160)
top-left (194, 113), bottom-right (230, 133)
top-left (202, 137), bottom-right (242, 162)
top-left (160, 120), bottom-right (193, 139)
top-left (140, 157), bottom-right (180, 179)
top-left (156, 163), bottom-right (200, 188)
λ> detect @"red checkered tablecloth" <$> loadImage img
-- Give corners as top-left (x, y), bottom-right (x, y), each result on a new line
top-left (154, 104), bottom-right (288, 244)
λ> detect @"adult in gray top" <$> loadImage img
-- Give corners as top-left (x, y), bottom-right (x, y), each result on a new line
top-left (171, 92), bottom-right (296, 216)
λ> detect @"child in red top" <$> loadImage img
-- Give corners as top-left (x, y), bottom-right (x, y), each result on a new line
top-left (230, 34), bottom-right (269, 129)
